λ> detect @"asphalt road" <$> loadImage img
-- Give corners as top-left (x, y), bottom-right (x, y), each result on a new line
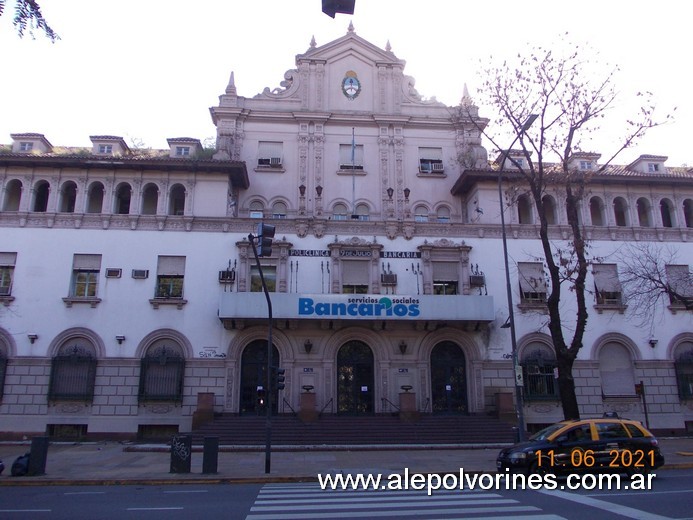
top-left (0, 469), bottom-right (691, 520)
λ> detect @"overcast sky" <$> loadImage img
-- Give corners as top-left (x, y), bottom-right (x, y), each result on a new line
top-left (0, 0), bottom-right (689, 165)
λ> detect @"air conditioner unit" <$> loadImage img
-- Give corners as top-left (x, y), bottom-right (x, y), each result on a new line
top-left (432, 162), bottom-right (444, 172)
top-left (469, 274), bottom-right (485, 287)
top-left (105, 268), bottom-right (122, 279)
top-left (219, 270), bottom-right (236, 283)
top-left (269, 157), bottom-right (282, 167)
top-left (132, 269), bottom-right (149, 279)
top-left (381, 274), bottom-right (397, 286)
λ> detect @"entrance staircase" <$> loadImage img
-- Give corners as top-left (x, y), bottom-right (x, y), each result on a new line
top-left (188, 414), bottom-right (516, 446)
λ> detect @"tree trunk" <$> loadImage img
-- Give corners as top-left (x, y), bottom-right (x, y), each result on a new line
top-left (556, 353), bottom-right (580, 420)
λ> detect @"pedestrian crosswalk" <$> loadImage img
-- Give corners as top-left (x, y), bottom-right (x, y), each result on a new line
top-left (245, 483), bottom-right (568, 520)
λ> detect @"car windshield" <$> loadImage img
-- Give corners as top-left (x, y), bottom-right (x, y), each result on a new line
top-left (529, 423), bottom-right (567, 441)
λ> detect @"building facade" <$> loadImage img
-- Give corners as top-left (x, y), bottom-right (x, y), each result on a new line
top-left (1, 26), bottom-right (692, 439)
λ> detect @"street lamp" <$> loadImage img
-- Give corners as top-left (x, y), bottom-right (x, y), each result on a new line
top-left (498, 114), bottom-right (537, 442)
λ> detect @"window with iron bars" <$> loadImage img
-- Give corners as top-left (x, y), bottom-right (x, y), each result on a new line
top-left (675, 350), bottom-right (693, 400)
top-left (522, 354), bottom-right (559, 401)
top-left (0, 352), bottom-right (6, 400)
top-left (48, 347), bottom-right (97, 401)
top-left (138, 346), bottom-right (185, 402)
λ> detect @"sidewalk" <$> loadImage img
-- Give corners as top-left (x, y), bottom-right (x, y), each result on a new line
top-left (0, 438), bottom-right (691, 486)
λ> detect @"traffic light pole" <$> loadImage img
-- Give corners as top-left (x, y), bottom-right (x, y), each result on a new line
top-left (248, 231), bottom-right (273, 474)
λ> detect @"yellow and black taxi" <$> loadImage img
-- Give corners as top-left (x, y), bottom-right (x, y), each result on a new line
top-left (496, 416), bottom-right (665, 475)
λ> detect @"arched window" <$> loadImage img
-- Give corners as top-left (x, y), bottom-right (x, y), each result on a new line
top-left (168, 184), bottom-right (186, 216)
top-left (521, 343), bottom-right (559, 401)
top-left (59, 181), bottom-right (77, 213)
top-left (32, 180), bottom-right (50, 212)
top-left (517, 194), bottom-right (533, 224)
top-left (542, 195), bottom-right (557, 225)
top-left (599, 342), bottom-right (636, 397)
top-left (332, 203), bottom-right (348, 221)
top-left (589, 196), bottom-right (605, 226)
top-left (684, 199), bottom-right (693, 228)
top-left (436, 206), bottom-right (451, 223)
top-left (2, 179), bottom-right (22, 211)
top-left (613, 197), bottom-right (629, 227)
top-left (138, 341), bottom-right (185, 403)
top-left (674, 341), bottom-right (693, 400)
top-left (249, 201), bottom-right (264, 219)
top-left (414, 205), bottom-right (428, 222)
top-left (141, 183), bottom-right (158, 215)
top-left (355, 203), bottom-right (369, 221)
top-left (636, 197), bottom-right (652, 227)
top-left (660, 198), bottom-right (676, 228)
top-left (114, 183), bottom-right (131, 215)
top-left (272, 201), bottom-right (287, 219)
top-left (86, 182), bottom-right (104, 214)
top-left (48, 342), bottom-right (97, 402)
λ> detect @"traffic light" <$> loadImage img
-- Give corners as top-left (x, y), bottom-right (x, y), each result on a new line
top-left (275, 367), bottom-right (286, 391)
top-left (256, 222), bottom-right (275, 257)
top-left (256, 385), bottom-right (266, 407)
top-left (322, 0), bottom-right (355, 17)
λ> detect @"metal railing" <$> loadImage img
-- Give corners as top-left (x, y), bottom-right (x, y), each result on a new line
top-left (319, 397), bottom-right (334, 417)
top-left (380, 397), bottom-right (401, 413)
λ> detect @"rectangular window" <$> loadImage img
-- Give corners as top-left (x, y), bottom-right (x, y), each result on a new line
top-left (98, 144), bottom-right (113, 154)
top-left (250, 265), bottom-right (276, 292)
top-left (593, 263), bottom-right (623, 305)
top-left (419, 147), bottom-right (444, 173)
top-left (70, 254), bottom-right (101, 298)
top-left (665, 264), bottom-right (692, 306)
top-left (156, 255), bottom-right (185, 298)
top-left (579, 160), bottom-right (593, 170)
top-left (341, 260), bottom-right (369, 292)
top-left (48, 355), bottom-right (97, 401)
top-left (432, 261), bottom-right (458, 295)
top-left (648, 163), bottom-right (660, 173)
top-left (0, 252), bottom-right (17, 296)
top-left (176, 146), bottom-right (190, 156)
top-left (257, 141), bottom-right (283, 167)
top-left (339, 144), bottom-right (364, 170)
top-left (518, 262), bottom-right (548, 303)
top-left (19, 142), bottom-right (33, 152)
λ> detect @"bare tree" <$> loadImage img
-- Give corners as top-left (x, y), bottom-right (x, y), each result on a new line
top-left (619, 243), bottom-right (693, 327)
top-left (0, 0), bottom-right (59, 42)
top-left (458, 39), bottom-right (670, 420)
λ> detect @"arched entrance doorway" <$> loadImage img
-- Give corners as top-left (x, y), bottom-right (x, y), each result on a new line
top-left (430, 341), bottom-right (468, 413)
top-left (337, 341), bottom-right (374, 414)
top-left (239, 340), bottom-right (280, 415)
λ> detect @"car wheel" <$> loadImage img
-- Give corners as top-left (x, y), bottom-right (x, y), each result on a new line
top-left (527, 459), bottom-right (551, 476)
top-left (627, 462), bottom-right (651, 477)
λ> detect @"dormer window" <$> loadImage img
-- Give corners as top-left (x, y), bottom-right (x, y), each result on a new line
top-left (579, 160), bottom-right (593, 170)
top-left (98, 144), bottom-right (113, 154)
top-left (19, 142), bottom-right (33, 152)
top-left (648, 163), bottom-right (660, 173)
top-left (176, 146), bottom-right (190, 157)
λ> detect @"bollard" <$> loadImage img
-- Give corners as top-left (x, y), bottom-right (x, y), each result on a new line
top-left (27, 436), bottom-right (49, 476)
top-left (202, 436), bottom-right (219, 474)
top-left (511, 426), bottom-right (520, 444)
top-left (170, 434), bottom-right (192, 473)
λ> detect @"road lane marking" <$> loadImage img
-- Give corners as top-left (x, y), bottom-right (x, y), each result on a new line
top-left (539, 489), bottom-right (673, 520)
